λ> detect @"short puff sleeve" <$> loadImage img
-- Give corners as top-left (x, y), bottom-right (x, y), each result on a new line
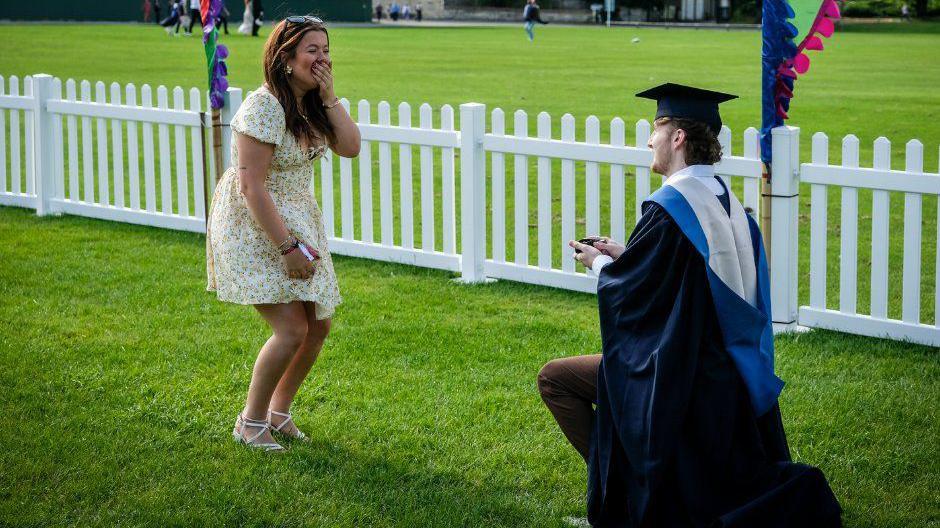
top-left (231, 89), bottom-right (285, 146)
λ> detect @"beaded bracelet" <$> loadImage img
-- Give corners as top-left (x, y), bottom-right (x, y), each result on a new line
top-left (279, 238), bottom-right (300, 256)
top-left (276, 234), bottom-right (296, 253)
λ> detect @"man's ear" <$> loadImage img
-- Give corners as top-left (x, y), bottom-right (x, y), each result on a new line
top-left (672, 127), bottom-right (686, 149)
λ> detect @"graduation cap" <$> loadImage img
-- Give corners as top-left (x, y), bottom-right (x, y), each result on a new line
top-left (635, 83), bottom-right (737, 134)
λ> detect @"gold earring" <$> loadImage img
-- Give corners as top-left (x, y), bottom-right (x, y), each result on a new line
top-left (285, 65), bottom-right (293, 76)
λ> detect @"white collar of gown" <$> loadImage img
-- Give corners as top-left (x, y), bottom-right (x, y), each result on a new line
top-left (663, 165), bottom-right (757, 307)
top-left (668, 164), bottom-right (725, 196)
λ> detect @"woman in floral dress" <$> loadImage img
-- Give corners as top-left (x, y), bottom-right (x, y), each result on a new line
top-left (207, 16), bottom-right (360, 451)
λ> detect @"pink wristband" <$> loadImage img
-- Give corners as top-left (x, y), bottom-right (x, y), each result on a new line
top-left (298, 243), bottom-right (319, 261)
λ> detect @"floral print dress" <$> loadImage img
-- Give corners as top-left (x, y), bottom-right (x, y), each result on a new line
top-left (206, 85), bottom-right (341, 320)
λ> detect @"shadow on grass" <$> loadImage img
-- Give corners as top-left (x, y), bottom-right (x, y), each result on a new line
top-left (273, 439), bottom-right (544, 526)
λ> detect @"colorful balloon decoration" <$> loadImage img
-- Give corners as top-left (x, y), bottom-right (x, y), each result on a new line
top-left (201, 0), bottom-right (229, 110)
top-left (761, 0), bottom-right (841, 163)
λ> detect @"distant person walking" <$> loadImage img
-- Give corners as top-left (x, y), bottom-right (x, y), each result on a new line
top-left (523, 0), bottom-right (548, 41)
top-left (416, 3), bottom-right (423, 21)
top-left (375, 3), bottom-right (384, 20)
top-left (402, 4), bottom-right (411, 20)
top-left (159, 0), bottom-right (183, 36)
top-left (178, 1), bottom-right (191, 33)
top-left (151, 0), bottom-right (162, 24)
top-left (238, 0), bottom-right (253, 35)
top-left (186, 0), bottom-right (202, 35)
top-left (901, 2), bottom-right (911, 20)
top-left (217, 4), bottom-right (230, 34)
top-left (390, 2), bottom-right (400, 21)
top-left (251, 0), bottom-right (264, 36)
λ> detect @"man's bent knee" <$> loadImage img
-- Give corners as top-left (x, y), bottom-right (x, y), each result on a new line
top-left (537, 359), bottom-right (564, 399)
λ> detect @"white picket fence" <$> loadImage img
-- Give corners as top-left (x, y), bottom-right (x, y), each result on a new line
top-left (800, 133), bottom-right (940, 346)
top-left (0, 74), bottom-right (208, 231)
top-left (1, 73), bottom-right (938, 347)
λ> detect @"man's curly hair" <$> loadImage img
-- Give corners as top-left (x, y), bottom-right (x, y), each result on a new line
top-left (655, 117), bottom-right (723, 166)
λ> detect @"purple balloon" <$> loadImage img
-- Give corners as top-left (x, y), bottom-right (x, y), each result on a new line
top-left (205, 9), bottom-right (230, 111)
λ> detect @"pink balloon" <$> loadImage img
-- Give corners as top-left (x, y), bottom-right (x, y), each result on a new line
top-left (793, 53), bottom-right (811, 74)
top-left (817, 17), bottom-right (835, 37)
top-left (805, 36), bottom-right (824, 50)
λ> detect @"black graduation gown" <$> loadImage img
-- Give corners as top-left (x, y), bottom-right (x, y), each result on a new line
top-left (587, 197), bottom-right (842, 528)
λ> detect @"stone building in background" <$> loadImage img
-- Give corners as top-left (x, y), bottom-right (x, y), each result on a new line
top-left (369, 0), bottom-right (729, 22)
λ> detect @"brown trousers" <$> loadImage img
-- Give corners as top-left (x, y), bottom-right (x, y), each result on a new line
top-left (537, 354), bottom-right (601, 462)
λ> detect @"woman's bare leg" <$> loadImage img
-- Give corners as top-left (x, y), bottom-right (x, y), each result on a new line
top-left (269, 302), bottom-right (331, 432)
top-left (239, 302), bottom-right (308, 444)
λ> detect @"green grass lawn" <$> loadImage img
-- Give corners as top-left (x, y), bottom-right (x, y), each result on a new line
top-left (1, 23), bottom-right (939, 526)
top-left (1, 206), bottom-right (938, 527)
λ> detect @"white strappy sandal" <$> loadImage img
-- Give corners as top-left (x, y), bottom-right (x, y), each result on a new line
top-left (268, 410), bottom-right (309, 442)
top-left (232, 414), bottom-right (285, 452)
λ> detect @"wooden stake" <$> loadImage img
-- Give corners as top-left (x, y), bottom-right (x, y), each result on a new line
top-left (211, 107), bottom-right (224, 184)
top-left (200, 111), bottom-right (210, 222)
top-left (761, 164), bottom-right (772, 262)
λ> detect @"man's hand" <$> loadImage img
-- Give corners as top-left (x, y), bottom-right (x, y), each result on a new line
top-left (569, 239), bottom-right (603, 268)
top-left (595, 239), bottom-right (625, 260)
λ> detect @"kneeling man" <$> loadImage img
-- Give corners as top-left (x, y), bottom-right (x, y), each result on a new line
top-left (538, 83), bottom-right (842, 527)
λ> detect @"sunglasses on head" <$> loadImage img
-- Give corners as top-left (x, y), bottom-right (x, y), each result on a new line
top-left (285, 15), bottom-right (324, 24)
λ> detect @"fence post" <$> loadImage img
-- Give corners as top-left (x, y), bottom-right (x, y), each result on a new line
top-left (220, 87), bottom-right (242, 174)
top-left (31, 74), bottom-right (56, 216)
top-left (769, 125), bottom-right (800, 331)
top-left (459, 103), bottom-right (486, 283)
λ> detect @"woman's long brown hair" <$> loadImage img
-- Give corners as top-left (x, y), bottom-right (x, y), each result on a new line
top-left (262, 19), bottom-right (337, 148)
